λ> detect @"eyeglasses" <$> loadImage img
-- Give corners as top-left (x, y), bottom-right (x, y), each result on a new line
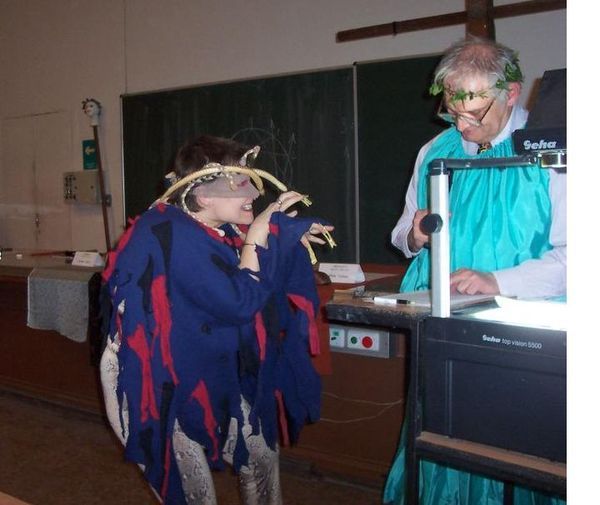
top-left (437, 96), bottom-right (496, 127)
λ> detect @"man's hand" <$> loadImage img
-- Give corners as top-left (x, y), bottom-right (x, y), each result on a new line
top-left (450, 268), bottom-right (499, 295)
top-left (407, 209), bottom-right (430, 253)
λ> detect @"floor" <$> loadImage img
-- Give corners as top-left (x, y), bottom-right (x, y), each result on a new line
top-left (0, 391), bottom-right (383, 505)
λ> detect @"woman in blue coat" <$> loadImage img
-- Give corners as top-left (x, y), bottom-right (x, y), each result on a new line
top-left (100, 135), bottom-right (334, 505)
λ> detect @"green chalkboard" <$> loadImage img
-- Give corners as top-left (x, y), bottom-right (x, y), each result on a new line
top-left (122, 68), bottom-right (355, 262)
top-left (357, 55), bottom-right (445, 264)
top-left (122, 56), bottom-right (448, 265)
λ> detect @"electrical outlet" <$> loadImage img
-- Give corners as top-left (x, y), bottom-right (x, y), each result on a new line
top-left (63, 170), bottom-right (100, 204)
top-left (347, 328), bottom-right (381, 352)
top-left (328, 324), bottom-right (392, 358)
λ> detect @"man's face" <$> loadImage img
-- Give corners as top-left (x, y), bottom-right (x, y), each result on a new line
top-left (443, 76), bottom-right (519, 144)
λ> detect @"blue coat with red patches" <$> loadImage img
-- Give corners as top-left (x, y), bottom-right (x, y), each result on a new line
top-left (102, 204), bottom-right (322, 503)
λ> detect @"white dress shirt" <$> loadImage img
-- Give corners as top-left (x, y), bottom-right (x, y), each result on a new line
top-left (391, 105), bottom-right (566, 298)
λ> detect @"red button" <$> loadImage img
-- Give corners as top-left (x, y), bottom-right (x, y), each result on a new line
top-left (362, 336), bottom-right (373, 348)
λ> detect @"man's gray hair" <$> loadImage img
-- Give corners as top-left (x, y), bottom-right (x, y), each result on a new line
top-left (433, 37), bottom-right (522, 101)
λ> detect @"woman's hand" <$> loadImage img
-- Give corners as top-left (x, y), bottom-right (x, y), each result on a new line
top-left (300, 222), bottom-right (336, 265)
top-left (300, 223), bottom-right (336, 248)
top-left (245, 191), bottom-right (307, 247)
top-left (240, 191), bottom-right (307, 274)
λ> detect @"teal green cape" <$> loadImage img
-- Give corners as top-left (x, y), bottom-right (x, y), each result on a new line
top-left (384, 128), bottom-right (563, 505)
top-left (400, 127), bottom-right (553, 292)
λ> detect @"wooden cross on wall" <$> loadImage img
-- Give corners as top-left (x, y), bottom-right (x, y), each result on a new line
top-left (336, 0), bottom-right (565, 42)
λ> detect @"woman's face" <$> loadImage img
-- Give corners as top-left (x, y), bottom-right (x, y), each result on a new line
top-left (198, 195), bottom-right (256, 227)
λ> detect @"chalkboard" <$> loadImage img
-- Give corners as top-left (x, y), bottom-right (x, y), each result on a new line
top-left (122, 68), bottom-right (355, 262)
top-left (122, 56), bottom-right (448, 265)
top-left (356, 55), bottom-right (445, 264)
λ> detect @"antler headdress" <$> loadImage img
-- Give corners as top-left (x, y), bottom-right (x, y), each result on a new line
top-left (154, 145), bottom-right (311, 208)
top-left (152, 145), bottom-right (335, 263)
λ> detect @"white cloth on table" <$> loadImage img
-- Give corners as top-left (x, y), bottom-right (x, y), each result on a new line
top-left (27, 267), bottom-right (95, 343)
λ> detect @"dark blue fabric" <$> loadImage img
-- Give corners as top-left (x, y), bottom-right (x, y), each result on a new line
top-left (103, 205), bottom-right (324, 504)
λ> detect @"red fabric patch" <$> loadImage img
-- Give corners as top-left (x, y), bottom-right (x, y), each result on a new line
top-left (190, 380), bottom-right (220, 462)
top-left (287, 294), bottom-right (320, 355)
top-left (274, 389), bottom-right (290, 447)
top-left (254, 312), bottom-right (267, 362)
top-left (231, 234), bottom-right (244, 249)
top-left (127, 324), bottom-right (159, 422)
top-left (269, 222), bottom-right (280, 236)
top-left (151, 275), bottom-right (179, 385)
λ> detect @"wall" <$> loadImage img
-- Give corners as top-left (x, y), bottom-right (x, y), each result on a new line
top-left (0, 0), bottom-right (566, 251)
